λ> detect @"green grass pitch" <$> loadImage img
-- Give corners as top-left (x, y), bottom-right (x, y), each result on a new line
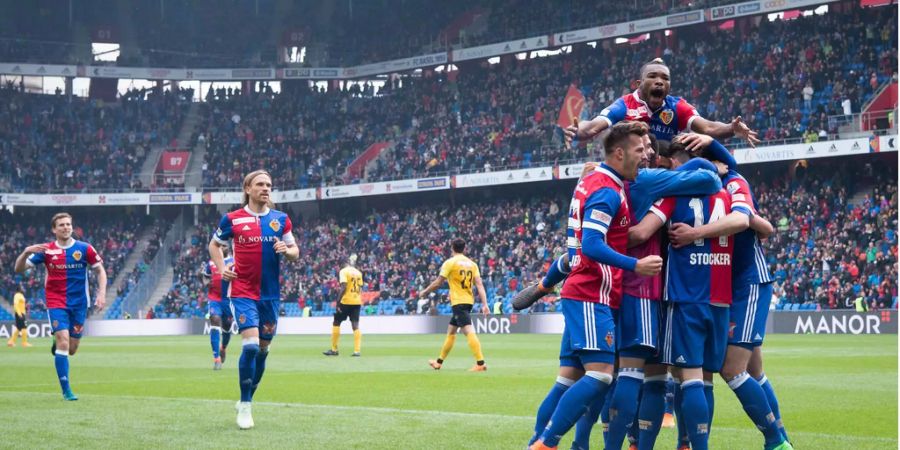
top-left (0, 333), bottom-right (895, 449)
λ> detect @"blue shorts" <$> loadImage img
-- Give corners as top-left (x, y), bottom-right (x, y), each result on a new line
top-left (729, 283), bottom-right (773, 348)
top-left (661, 302), bottom-right (729, 372)
top-left (208, 299), bottom-right (233, 320)
top-left (559, 299), bottom-right (616, 369)
top-left (48, 306), bottom-right (87, 339)
top-left (230, 298), bottom-right (280, 341)
top-left (616, 294), bottom-right (661, 359)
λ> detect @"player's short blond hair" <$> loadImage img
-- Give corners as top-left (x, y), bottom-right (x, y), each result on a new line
top-left (51, 212), bottom-right (72, 228)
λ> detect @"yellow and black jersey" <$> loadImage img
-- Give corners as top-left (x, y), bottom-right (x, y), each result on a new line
top-left (439, 254), bottom-right (480, 306)
top-left (13, 292), bottom-right (26, 316)
top-left (339, 266), bottom-right (364, 305)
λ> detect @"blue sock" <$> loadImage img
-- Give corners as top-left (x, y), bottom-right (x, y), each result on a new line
top-left (607, 368), bottom-right (644, 450)
top-left (704, 381), bottom-right (715, 435)
top-left (664, 377), bottom-right (675, 414)
top-left (541, 254), bottom-right (570, 289)
top-left (728, 372), bottom-right (783, 447)
top-left (673, 379), bottom-right (690, 447)
top-left (251, 348), bottom-right (269, 398)
top-left (681, 380), bottom-right (710, 450)
top-left (238, 341), bottom-right (259, 402)
top-left (598, 378), bottom-right (615, 448)
top-left (210, 326), bottom-right (221, 359)
top-left (540, 371), bottom-right (613, 448)
top-left (756, 373), bottom-right (789, 442)
top-left (54, 350), bottom-right (71, 393)
top-left (571, 386), bottom-right (605, 450)
top-left (222, 329), bottom-right (232, 349)
top-left (637, 378), bottom-right (667, 450)
top-left (529, 376), bottom-right (574, 446)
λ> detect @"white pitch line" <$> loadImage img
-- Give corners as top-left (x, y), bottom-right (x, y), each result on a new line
top-left (0, 390), bottom-right (894, 444)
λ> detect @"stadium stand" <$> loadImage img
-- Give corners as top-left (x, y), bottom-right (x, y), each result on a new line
top-left (0, 86), bottom-right (188, 192)
top-left (196, 6), bottom-right (896, 189)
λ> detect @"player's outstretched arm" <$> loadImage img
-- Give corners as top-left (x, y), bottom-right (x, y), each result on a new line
top-left (14, 244), bottom-right (48, 273)
top-left (419, 276), bottom-right (446, 299)
top-left (92, 264), bottom-right (107, 308)
top-left (668, 211), bottom-right (750, 248)
top-left (475, 276), bottom-right (489, 314)
top-left (690, 116), bottom-right (760, 148)
top-left (628, 212), bottom-right (666, 248)
top-left (750, 214), bottom-right (775, 240)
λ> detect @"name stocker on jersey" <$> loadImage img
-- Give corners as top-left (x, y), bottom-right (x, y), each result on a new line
top-left (213, 206), bottom-right (295, 301)
top-left (599, 91), bottom-right (699, 142)
top-left (652, 191), bottom-right (734, 305)
top-left (723, 172), bottom-right (773, 286)
top-left (27, 240), bottom-right (102, 309)
top-left (561, 168), bottom-right (631, 307)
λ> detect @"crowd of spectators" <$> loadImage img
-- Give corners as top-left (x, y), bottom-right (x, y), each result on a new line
top-left (750, 156), bottom-right (898, 310)
top-left (0, 85), bottom-right (188, 192)
top-left (155, 190), bottom-right (569, 318)
top-left (0, 209), bottom-right (155, 319)
top-left (196, 6), bottom-right (896, 190)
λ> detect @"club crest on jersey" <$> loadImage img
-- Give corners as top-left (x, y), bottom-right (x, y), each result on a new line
top-left (605, 331), bottom-right (614, 347)
top-left (72, 250), bottom-right (83, 261)
top-left (269, 219), bottom-right (281, 232)
top-left (659, 109), bottom-right (674, 125)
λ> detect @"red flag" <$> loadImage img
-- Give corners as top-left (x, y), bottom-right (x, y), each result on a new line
top-left (557, 84), bottom-right (585, 129)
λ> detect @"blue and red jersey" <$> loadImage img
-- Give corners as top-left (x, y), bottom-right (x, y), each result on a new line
top-left (723, 170), bottom-right (773, 286)
top-left (204, 256), bottom-right (234, 302)
top-left (652, 191), bottom-right (735, 305)
top-left (212, 206), bottom-right (295, 301)
top-left (560, 164), bottom-right (633, 307)
top-left (27, 240), bottom-right (102, 309)
top-left (597, 91), bottom-right (700, 142)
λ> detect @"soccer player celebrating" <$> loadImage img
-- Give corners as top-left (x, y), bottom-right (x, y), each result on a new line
top-left (202, 247), bottom-right (234, 370)
top-left (209, 170), bottom-right (299, 429)
top-left (419, 238), bottom-right (490, 372)
top-left (566, 58), bottom-right (759, 147)
top-left (668, 163), bottom-right (793, 450)
top-left (14, 212), bottom-right (106, 401)
top-left (528, 122), bottom-right (662, 450)
top-left (6, 285), bottom-right (32, 347)
top-left (324, 254), bottom-right (364, 357)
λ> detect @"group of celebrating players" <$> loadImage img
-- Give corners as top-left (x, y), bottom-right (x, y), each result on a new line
top-left (517, 58), bottom-right (793, 450)
top-left (10, 57), bottom-right (794, 447)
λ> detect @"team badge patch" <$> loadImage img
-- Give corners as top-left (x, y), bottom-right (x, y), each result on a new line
top-left (269, 219), bottom-right (281, 232)
top-left (262, 322), bottom-right (276, 335)
top-left (605, 331), bottom-right (614, 347)
top-left (659, 109), bottom-right (674, 125)
top-left (239, 314), bottom-right (247, 325)
top-left (73, 324), bottom-right (84, 334)
top-left (52, 320), bottom-right (59, 328)
top-left (727, 181), bottom-right (740, 194)
top-left (72, 250), bottom-right (83, 261)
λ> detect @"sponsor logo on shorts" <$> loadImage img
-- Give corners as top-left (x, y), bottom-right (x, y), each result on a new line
top-left (605, 331), bottom-right (614, 347)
